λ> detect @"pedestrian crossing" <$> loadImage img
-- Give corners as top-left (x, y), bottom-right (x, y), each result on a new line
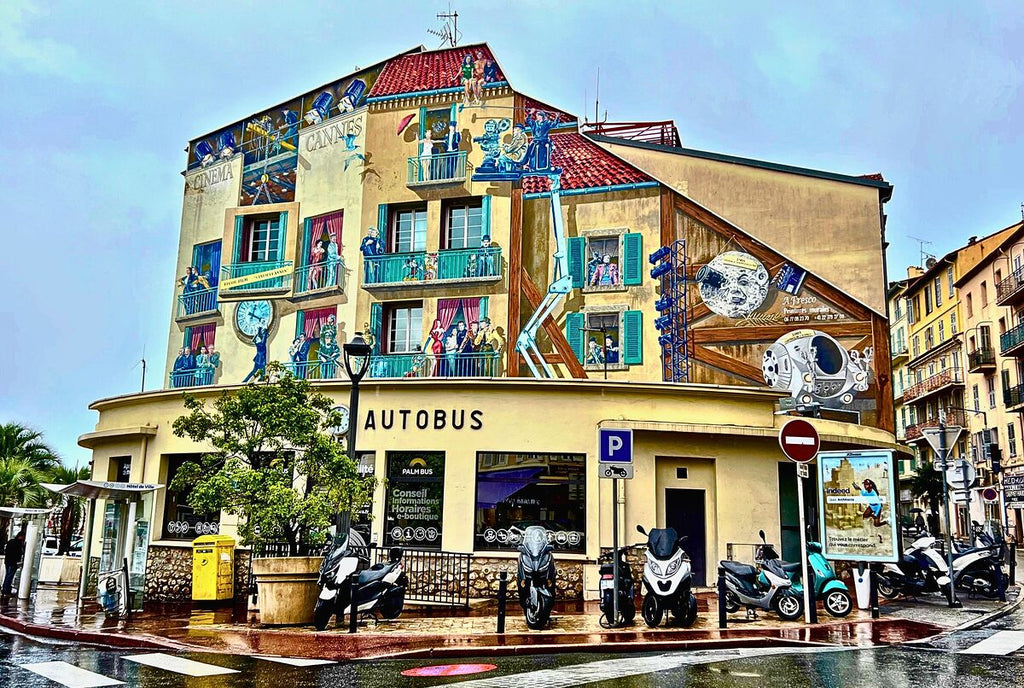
top-left (16, 652), bottom-right (335, 686)
top-left (959, 630), bottom-right (1024, 655)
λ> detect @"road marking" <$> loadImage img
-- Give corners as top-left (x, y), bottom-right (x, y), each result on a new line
top-left (255, 656), bottom-right (335, 667)
top-left (122, 653), bottom-right (239, 676)
top-left (444, 646), bottom-right (850, 688)
top-left (960, 630), bottom-right (1024, 655)
top-left (19, 661), bottom-right (123, 688)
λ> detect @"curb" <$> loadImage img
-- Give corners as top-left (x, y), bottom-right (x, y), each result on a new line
top-left (902, 589), bottom-right (1024, 646)
top-left (0, 612), bottom-right (188, 653)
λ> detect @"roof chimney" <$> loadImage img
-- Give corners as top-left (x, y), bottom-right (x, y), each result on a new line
top-left (968, 236), bottom-right (978, 245)
top-left (907, 265), bottom-right (924, 279)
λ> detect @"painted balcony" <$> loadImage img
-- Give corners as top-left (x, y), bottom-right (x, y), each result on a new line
top-left (219, 260), bottom-right (293, 296)
top-left (905, 409), bottom-right (968, 443)
top-left (1004, 383), bottom-right (1024, 410)
top-left (368, 352), bottom-right (501, 379)
top-left (1001, 322), bottom-right (1024, 356)
top-left (169, 369), bottom-right (215, 389)
top-left (282, 360), bottom-right (343, 380)
top-left (902, 368), bottom-right (964, 403)
top-left (292, 259), bottom-right (345, 298)
top-left (175, 287), bottom-right (219, 320)
top-left (362, 247), bottom-right (502, 289)
top-left (996, 268), bottom-right (1024, 307)
top-left (407, 151), bottom-right (467, 187)
top-left (967, 347), bottom-right (996, 373)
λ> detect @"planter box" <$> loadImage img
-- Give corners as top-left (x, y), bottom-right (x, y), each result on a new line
top-left (251, 556), bottom-right (321, 625)
top-left (38, 555), bottom-right (82, 587)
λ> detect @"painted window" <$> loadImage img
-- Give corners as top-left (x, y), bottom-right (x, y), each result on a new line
top-left (162, 454), bottom-right (220, 540)
top-left (934, 277), bottom-right (942, 307)
top-left (568, 232), bottom-right (643, 289)
top-left (245, 217), bottom-right (282, 262)
top-left (384, 302), bottom-right (423, 354)
top-left (389, 206), bottom-right (427, 253)
top-left (292, 306), bottom-right (338, 379)
top-left (988, 376), bottom-right (996, 408)
top-left (444, 199), bottom-right (484, 249)
top-left (301, 210), bottom-right (343, 267)
top-left (981, 281), bottom-right (989, 307)
top-left (1009, 423), bottom-right (1018, 458)
top-left (191, 241), bottom-right (222, 288)
top-left (473, 452), bottom-right (586, 553)
top-left (947, 266), bottom-right (955, 298)
top-left (566, 308), bottom-right (643, 368)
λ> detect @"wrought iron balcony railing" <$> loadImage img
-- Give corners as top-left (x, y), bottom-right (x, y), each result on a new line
top-left (368, 351), bottom-right (501, 379)
top-left (967, 347), bottom-right (996, 372)
top-left (220, 260), bottom-right (293, 293)
top-left (363, 247), bottom-right (502, 287)
top-left (996, 267), bottom-right (1024, 306)
top-left (904, 409), bottom-right (968, 442)
top-left (903, 368), bottom-right (964, 403)
top-left (175, 287), bottom-right (218, 319)
top-left (1004, 383), bottom-right (1024, 409)
top-left (293, 258), bottom-right (345, 297)
top-left (407, 151), bottom-right (467, 186)
top-left (1001, 322), bottom-right (1024, 355)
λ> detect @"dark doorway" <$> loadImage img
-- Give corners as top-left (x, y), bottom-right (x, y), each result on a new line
top-left (665, 488), bottom-right (707, 586)
top-left (778, 462), bottom-right (819, 563)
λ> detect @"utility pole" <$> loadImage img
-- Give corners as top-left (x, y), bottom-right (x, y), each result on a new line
top-left (937, 416), bottom-right (961, 607)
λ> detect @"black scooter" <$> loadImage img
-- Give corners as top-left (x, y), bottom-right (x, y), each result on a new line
top-left (516, 525), bottom-right (556, 630)
top-left (598, 543), bottom-right (637, 628)
top-left (313, 533), bottom-right (407, 631)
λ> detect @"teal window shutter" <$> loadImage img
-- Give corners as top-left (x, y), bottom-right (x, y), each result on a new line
top-left (479, 296), bottom-right (489, 322)
top-left (295, 310), bottom-right (305, 338)
top-left (481, 195), bottom-right (492, 240)
top-left (183, 326), bottom-right (193, 348)
top-left (566, 312), bottom-right (585, 363)
top-left (622, 310), bottom-right (643, 365)
top-left (377, 204), bottom-right (389, 250)
top-left (232, 215), bottom-right (245, 263)
top-left (623, 233), bottom-right (643, 285)
top-left (369, 302), bottom-right (383, 355)
top-left (568, 237), bottom-right (586, 288)
top-left (276, 211), bottom-right (288, 262)
top-left (301, 217), bottom-right (313, 266)
top-left (418, 107), bottom-right (427, 139)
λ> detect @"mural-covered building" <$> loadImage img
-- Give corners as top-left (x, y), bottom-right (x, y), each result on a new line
top-left (79, 42), bottom-right (899, 601)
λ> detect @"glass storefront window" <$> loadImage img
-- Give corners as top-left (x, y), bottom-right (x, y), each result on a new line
top-left (384, 452), bottom-right (445, 550)
top-left (474, 452), bottom-right (586, 553)
top-left (162, 455), bottom-right (220, 540)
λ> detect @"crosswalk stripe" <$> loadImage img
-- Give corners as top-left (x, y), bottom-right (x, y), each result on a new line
top-left (960, 630), bottom-right (1024, 655)
top-left (19, 661), bottom-right (124, 688)
top-left (255, 656), bottom-right (335, 667)
top-left (443, 646), bottom-right (849, 688)
top-left (122, 653), bottom-right (239, 676)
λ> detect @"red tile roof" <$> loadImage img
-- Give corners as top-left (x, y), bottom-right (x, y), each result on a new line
top-left (521, 96), bottom-right (577, 125)
top-left (859, 173), bottom-right (885, 181)
top-left (367, 44), bottom-right (506, 98)
top-left (521, 133), bottom-right (654, 193)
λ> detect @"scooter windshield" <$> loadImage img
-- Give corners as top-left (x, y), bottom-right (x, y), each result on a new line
top-left (521, 527), bottom-right (549, 556)
top-left (647, 528), bottom-right (679, 559)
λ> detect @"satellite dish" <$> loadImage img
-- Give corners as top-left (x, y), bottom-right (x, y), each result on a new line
top-left (925, 257), bottom-right (937, 269)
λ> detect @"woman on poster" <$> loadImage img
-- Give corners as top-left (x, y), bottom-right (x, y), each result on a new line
top-left (853, 479), bottom-right (889, 528)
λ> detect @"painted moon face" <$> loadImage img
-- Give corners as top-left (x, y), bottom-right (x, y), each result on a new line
top-left (696, 251), bottom-right (770, 319)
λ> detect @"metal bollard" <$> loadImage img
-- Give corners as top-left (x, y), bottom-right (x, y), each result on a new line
top-left (348, 571), bottom-right (359, 634)
top-left (717, 567), bottom-right (728, 629)
top-left (496, 571), bottom-right (508, 633)
top-left (869, 565), bottom-right (880, 619)
top-left (1011, 543), bottom-right (1017, 586)
top-left (807, 567), bottom-right (817, 624)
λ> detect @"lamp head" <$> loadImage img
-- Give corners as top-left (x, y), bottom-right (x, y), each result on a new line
top-left (343, 332), bottom-right (372, 382)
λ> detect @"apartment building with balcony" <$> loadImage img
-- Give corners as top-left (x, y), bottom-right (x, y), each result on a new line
top-left (79, 41), bottom-right (899, 602)
top-left (888, 274), bottom-right (917, 509)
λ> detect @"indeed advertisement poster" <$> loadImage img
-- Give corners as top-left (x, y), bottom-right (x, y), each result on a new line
top-left (817, 450), bottom-right (899, 563)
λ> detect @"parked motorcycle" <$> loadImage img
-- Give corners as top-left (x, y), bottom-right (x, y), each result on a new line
top-left (877, 535), bottom-right (951, 600)
top-left (313, 533), bottom-right (407, 631)
top-left (636, 524), bottom-right (697, 628)
top-left (516, 525), bottom-right (556, 630)
top-left (598, 543), bottom-right (637, 628)
top-left (767, 540), bottom-right (852, 617)
top-left (720, 530), bottom-right (803, 621)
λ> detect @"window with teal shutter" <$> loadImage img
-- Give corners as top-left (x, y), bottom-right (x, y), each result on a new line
top-left (479, 296), bottom-right (489, 322)
top-left (232, 215), bottom-right (245, 263)
top-left (623, 233), bottom-right (643, 285)
top-left (568, 237), bottom-right (586, 288)
top-left (566, 312), bottom-right (585, 362)
top-left (369, 302), bottom-right (383, 355)
top-left (295, 310), bottom-right (305, 338)
top-left (481, 195), bottom-right (492, 239)
top-left (301, 217), bottom-right (313, 266)
top-left (622, 310), bottom-right (643, 365)
top-left (377, 204), bottom-right (389, 249)
top-left (275, 211), bottom-right (288, 262)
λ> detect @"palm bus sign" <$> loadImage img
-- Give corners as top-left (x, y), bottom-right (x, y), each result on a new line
top-left (816, 449), bottom-right (899, 563)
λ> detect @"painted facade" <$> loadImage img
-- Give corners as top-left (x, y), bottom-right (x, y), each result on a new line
top-left (84, 42), bottom-right (897, 602)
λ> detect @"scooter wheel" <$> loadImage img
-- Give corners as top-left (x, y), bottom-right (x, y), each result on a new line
top-left (621, 597), bottom-right (636, 624)
top-left (774, 592), bottom-right (803, 621)
top-left (313, 598), bottom-right (335, 631)
top-left (876, 576), bottom-right (899, 600)
top-left (642, 595), bottom-right (663, 627)
top-left (823, 589), bottom-right (853, 617)
top-left (723, 591), bottom-right (741, 614)
top-left (680, 594), bottom-right (698, 628)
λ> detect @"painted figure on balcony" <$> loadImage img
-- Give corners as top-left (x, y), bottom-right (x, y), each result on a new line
top-left (324, 232), bottom-right (340, 287)
top-left (586, 338), bottom-right (604, 365)
top-left (403, 257), bottom-right (422, 281)
top-left (196, 346), bottom-right (216, 385)
top-left (319, 328), bottom-right (340, 379)
top-left (418, 132), bottom-right (434, 181)
top-left (477, 235), bottom-right (498, 277)
top-left (604, 335), bottom-right (620, 364)
top-left (243, 326), bottom-right (269, 383)
top-left (590, 254), bottom-right (620, 287)
top-left (464, 254), bottom-right (479, 278)
top-left (424, 253), bottom-right (438, 281)
top-left (308, 243), bottom-right (325, 291)
top-left (289, 334), bottom-right (312, 378)
top-left (444, 331), bottom-right (458, 378)
top-left (443, 121), bottom-right (461, 178)
top-left (360, 227), bottom-right (385, 281)
top-left (461, 54), bottom-right (475, 107)
top-left (524, 109), bottom-right (561, 170)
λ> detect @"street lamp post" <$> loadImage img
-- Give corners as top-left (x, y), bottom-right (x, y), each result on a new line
top-left (341, 333), bottom-right (372, 529)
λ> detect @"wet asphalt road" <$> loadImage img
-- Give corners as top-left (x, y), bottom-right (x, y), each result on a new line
top-left (2, 606), bottom-right (1023, 687)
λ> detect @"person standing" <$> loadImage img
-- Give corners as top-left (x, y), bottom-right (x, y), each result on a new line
top-left (3, 529), bottom-right (26, 598)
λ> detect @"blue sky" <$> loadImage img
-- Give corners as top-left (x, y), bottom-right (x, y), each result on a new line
top-left (1, 1), bottom-right (1022, 464)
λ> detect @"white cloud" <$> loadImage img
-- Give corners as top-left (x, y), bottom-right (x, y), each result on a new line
top-left (0, 1), bottom-right (89, 78)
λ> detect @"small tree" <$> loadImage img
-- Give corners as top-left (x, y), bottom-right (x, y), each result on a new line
top-left (171, 364), bottom-right (374, 555)
top-left (908, 462), bottom-right (945, 536)
top-left (48, 465), bottom-right (91, 555)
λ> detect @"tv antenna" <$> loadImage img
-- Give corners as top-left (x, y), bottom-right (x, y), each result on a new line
top-left (908, 235), bottom-right (935, 268)
top-left (429, 5), bottom-right (461, 48)
top-left (583, 67), bottom-right (607, 125)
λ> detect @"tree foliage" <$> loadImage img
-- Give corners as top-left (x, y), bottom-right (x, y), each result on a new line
top-left (171, 364), bottom-right (373, 554)
top-left (908, 462), bottom-right (945, 535)
top-left (0, 423), bottom-right (61, 473)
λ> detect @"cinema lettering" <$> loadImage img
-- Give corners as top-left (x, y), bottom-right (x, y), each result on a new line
top-left (363, 408), bottom-right (483, 431)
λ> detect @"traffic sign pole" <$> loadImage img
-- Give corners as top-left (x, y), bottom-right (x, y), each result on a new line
top-left (938, 419), bottom-right (959, 608)
top-left (779, 419), bottom-right (819, 625)
top-left (599, 428), bottom-right (634, 628)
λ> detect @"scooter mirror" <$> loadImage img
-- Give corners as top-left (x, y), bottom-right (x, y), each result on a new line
top-left (759, 529), bottom-right (766, 543)
top-left (636, 524), bottom-right (647, 536)
top-left (388, 547), bottom-right (403, 562)
top-left (678, 535), bottom-right (689, 543)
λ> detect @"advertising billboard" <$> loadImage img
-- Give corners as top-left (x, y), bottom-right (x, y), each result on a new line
top-left (817, 449), bottom-right (899, 563)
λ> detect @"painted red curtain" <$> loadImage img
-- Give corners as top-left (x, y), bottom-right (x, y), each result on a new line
top-left (302, 306), bottom-right (337, 339)
top-left (189, 323), bottom-right (216, 351)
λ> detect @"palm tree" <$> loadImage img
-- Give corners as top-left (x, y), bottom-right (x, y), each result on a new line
top-left (0, 423), bottom-right (61, 473)
top-left (908, 463), bottom-right (945, 536)
top-left (0, 458), bottom-right (48, 536)
top-left (47, 464), bottom-right (90, 555)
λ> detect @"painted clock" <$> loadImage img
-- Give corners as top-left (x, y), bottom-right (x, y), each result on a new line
top-left (234, 300), bottom-right (274, 339)
top-left (331, 405), bottom-right (350, 436)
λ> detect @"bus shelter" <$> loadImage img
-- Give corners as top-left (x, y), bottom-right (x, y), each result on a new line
top-left (42, 481), bottom-right (161, 604)
top-left (0, 506), bottom-right (54, 600)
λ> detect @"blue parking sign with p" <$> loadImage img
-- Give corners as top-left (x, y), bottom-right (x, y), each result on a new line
top-left (599, 428), bottom-right (633, 464)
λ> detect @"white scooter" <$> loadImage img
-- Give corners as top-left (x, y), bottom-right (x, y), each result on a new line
top-left (313, 531), bottom-right (407, 631)
top-left (636, 524), bottom-right (697, 627)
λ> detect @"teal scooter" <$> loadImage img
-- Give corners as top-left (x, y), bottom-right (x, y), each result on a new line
top-left (758, 537), bottom-right (852, 617)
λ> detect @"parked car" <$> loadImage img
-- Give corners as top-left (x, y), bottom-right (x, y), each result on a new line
top-left (40, 537), bottom-right (83, 557)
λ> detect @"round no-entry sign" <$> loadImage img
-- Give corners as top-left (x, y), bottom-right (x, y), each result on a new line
top-left (779, 418), bottom-right (820, 463)
top-left (983, 487), bottom-right (999, 503)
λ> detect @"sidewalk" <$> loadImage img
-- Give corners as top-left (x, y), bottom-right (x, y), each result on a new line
top-left (6, 581), bottom-right (1016, 661)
